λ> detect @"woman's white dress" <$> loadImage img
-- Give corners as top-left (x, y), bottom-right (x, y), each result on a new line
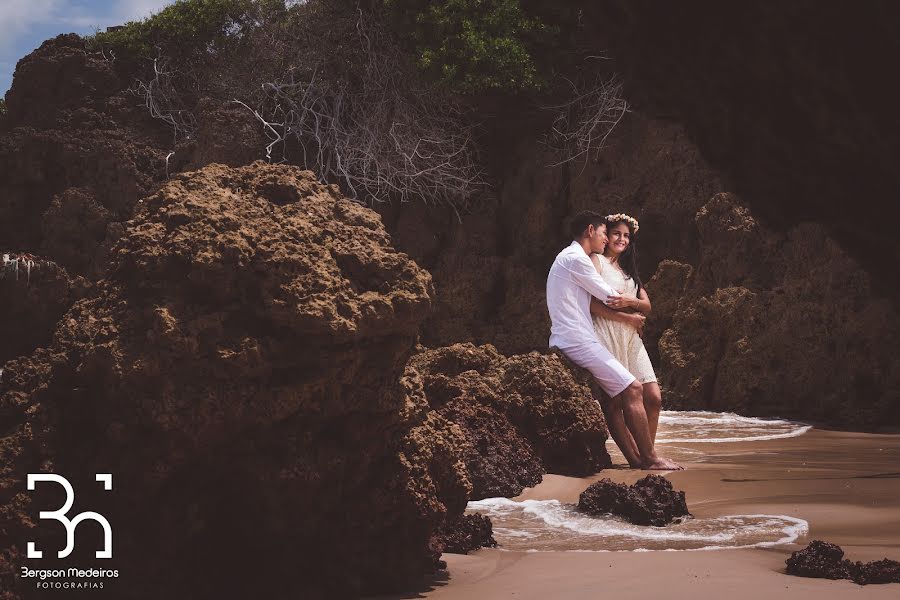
top-left (591, 254), bottom-right (657, 384)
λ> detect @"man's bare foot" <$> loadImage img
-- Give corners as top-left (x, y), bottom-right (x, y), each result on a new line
top-left (640, 457), bottom-right (684, 470)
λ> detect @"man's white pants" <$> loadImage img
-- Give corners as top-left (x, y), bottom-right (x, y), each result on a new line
top-left (560, 342), bottom-right (636, 398)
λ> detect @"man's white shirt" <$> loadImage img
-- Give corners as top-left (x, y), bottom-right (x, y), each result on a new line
top-left (547, 241), bottom-right (620, 349)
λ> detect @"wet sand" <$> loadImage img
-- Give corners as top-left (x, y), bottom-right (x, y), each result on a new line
top-left (373, 427), bottom-right (900, 599)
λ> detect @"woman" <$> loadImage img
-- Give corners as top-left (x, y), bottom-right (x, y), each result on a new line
top-left (589, 213), bottom-right (664, 468)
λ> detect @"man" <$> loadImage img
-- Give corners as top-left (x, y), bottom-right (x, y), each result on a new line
top-left (546, 210), bottom-right (681, 470)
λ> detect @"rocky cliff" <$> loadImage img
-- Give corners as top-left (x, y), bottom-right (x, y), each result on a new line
top-left (648, 194), bottom-right (900, 427)
top-left (0, 163), bottom-right (471, 599)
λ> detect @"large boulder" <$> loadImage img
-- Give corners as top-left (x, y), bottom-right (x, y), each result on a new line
top-left (0, 163), bottom-right (470, 599)
top-left (409, 343), bottom-right (612, 499)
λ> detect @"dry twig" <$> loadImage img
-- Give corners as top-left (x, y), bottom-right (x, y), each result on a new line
top-left (543, 75), bottom-right (629, 170)
top-left (234, 9), bottom-right (485, 216)
top-left (131, 55), bottom-right (197, 145)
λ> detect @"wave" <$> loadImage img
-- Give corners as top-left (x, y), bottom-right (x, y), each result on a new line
top-left (655, 410), bottom-right (811, 443)
top-left (467, 497), bottom-right (808, 552)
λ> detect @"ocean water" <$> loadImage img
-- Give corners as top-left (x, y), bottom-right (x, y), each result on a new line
top-left (467, 497), bottom-right (808, 552)
top-left (655, 410), bottom-right (811, 444)
top-left (464, 410), bottom-right (811, 552)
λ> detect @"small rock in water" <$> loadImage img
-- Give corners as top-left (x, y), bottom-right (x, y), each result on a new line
top-left (785, 540), bottom-right (852, 580)
top-left (577, 474), bottom-right (690, 526)
top-left (786, 540), bottom-right (900, 585)
top-left (437, 514), bottom-right (498, 554)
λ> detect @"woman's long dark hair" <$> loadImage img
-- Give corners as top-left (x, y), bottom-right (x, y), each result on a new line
top-left (605, 218), bottom-right (643, 297)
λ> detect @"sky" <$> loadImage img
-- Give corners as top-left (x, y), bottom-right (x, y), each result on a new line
top-left (0, 0), bottom-right (176, 96)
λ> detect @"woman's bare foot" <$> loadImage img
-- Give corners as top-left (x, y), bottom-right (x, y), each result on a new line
top-left (641, 457), bottom-right (684, 470)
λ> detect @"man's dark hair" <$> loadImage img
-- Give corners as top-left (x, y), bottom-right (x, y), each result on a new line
top-left (569, 210), bottom-right (607, 239)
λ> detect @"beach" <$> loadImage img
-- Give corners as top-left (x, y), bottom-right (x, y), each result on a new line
top-left (373, 419), bottom-right (900, 599)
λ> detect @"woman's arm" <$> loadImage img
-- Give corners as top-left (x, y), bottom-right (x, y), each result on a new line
top-left (634, 288), bottom-right (651, 315)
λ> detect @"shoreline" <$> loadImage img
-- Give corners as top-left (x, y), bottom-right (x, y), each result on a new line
top-left (368, 427), bottom-right (900, 599)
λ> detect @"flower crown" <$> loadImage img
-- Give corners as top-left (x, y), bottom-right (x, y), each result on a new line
top-left (606, 213), bottom-right (640, 234)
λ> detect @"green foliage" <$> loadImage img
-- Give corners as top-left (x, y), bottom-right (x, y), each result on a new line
top-left (0, 98), bottom-right (6, 116)
top-left (385, 0), bottom-right (552, 94)
top-left (87, 0), bottom-right (287, 61)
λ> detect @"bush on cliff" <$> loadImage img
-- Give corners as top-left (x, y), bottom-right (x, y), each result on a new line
top-left (385, 0), bottom-right (549, 93)
top-left (87, 0), bottom-right (287, 63)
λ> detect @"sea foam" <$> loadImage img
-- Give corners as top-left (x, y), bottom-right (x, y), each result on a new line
top-left (655, 410), bottom-right (811, 443)
top-left (466, 497), bottom-right (808, 552)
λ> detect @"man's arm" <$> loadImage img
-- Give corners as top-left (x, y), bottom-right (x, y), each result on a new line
top-left (591, 298), bottom-right (646, 335)
top-left (605, 287), bottom-right (652, 314)
top-left (590, 298), bottom-right (631, 322)
top-left (564, 253), bottom-right (620, 302)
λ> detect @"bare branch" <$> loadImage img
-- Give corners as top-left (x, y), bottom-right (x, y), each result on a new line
top-left (131, 54), bottom-right (197, 146)
top-left (232, 9), bottom-right (486, 214)
top-left (543, 74), bottom-right (629, 170)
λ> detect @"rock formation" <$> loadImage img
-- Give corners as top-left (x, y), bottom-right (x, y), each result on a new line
top-left (437, 514), bottom-right (498, 555)
top-left (0, 253), bottom-right (89, 364)
top-left (0, 35), bottom-right (267, 281)
top-left (408, 343), bottom-right (612, 499)
top-left (649, 193), bottom-right (900, 428)
top-left (786, 540), bottom-right (900, 585)
top-left (1, 35), bottom-right (170, 278)
top-left (578, 475), bottom-right (690, 526)
top-left (0, 163), bottom-right (471, 599)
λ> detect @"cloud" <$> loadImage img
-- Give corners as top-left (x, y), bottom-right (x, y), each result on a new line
top-left (0, 0), bottom-right (65, 38)
top-left (116, 0), bottom-right (173, 21)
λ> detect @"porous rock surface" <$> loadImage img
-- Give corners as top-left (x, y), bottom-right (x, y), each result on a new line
top-left (408, 343), bottom-right (612, 499)
top-left (578, 475), bottom-right (690, 526)
top-left (0, 253), bottom-right (89, 364)
top-left (436, 514), bottom-right (498, 555)
top-left (1, 35), bottom-right (170, 277)
top-left (786, 540), bottom-right (900, 585)
top-left (0, 162), bottom-right (471, 599)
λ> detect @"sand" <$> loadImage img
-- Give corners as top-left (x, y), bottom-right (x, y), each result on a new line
top-left (370, 428), bottom-right (900, 599)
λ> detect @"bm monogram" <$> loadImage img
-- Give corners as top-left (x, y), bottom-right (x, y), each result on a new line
top-left (26, 474), bottom-right (113, 559)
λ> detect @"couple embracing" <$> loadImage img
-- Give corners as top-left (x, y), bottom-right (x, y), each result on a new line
top-left (547, 210), bottom-right (682, 471)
